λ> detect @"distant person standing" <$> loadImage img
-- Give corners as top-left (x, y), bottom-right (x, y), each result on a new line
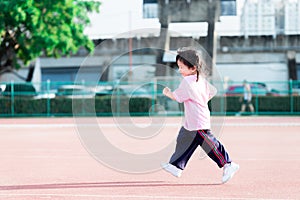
top-left (236, 80), bottom-right (255, 116)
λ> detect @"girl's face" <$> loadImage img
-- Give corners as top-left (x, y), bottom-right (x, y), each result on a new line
top-left (177, 59), bottom-right (196, 77)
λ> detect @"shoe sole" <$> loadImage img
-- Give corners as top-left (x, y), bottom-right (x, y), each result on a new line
top-left (222, 165), bottom-right (239, 184)
top-left (161, 163), bottom-right (182, 178)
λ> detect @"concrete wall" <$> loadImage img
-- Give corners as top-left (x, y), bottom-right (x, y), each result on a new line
top-left (1, 35), bottom-right (298, 93)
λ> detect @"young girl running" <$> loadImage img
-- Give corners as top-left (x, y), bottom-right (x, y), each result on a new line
top-left (162, 47), bottom-right (239, 183)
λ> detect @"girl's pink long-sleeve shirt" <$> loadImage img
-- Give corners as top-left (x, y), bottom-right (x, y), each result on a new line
top-left (173, 74), bottom-right (216, 131)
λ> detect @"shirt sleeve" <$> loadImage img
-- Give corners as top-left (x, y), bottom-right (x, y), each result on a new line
top-left (172, 79), bottom-right (190, 103)
top-left (207, 80), bottom-right (217, 100)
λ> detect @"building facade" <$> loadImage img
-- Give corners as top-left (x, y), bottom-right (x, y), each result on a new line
top-left (241, 0), bottom-right (300, 37)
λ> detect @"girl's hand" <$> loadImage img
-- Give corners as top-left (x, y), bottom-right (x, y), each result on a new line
top-left (163, 87), bottom-right (171, 96)
top-left (163, 87), bottom-right (176, 100)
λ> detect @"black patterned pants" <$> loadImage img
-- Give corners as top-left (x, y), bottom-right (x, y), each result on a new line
top-left (170, 127), bottom-right (231, 170)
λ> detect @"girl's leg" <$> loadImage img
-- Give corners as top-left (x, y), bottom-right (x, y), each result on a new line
top-left (169, 127), bottom-right (199, 170)
top-left (197, 130), bottom-right (231, 168)
top-left (240, 104), bottom-right (246, 112)
top-left (249, 103), bottom-right (255, 113)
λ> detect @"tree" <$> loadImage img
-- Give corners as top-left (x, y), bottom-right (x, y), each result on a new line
top-left (0, 0), bottom-right (100, 72)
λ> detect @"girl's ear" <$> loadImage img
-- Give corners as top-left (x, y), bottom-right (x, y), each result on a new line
top-left (193, 66), bottom-right (197, 72)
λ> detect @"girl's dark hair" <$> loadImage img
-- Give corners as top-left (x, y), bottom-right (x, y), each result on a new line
top-left (176, 47), bottom-right (208, 81)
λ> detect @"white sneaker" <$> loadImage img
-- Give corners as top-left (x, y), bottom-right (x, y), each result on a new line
top-left (222, 162), bottom-right (239, 183)
top-left (161, 163), bottom-right (182, 178)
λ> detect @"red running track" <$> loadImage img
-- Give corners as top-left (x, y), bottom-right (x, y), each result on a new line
top-left (0, 116), bottom-right (299, 200)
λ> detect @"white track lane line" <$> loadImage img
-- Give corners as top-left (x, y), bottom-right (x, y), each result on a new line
top-left (0, 193), bottom-right (294, 200)
top-left (0, 122), bottom-right (299, 128)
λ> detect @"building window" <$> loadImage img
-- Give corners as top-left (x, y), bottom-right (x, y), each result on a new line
top-left (221, 0), bottom-right (237, 16)
top-left (143, 0), bottom-right (158, 18)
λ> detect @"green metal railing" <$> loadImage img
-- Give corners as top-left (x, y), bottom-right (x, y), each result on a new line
top-left (0, 80), bottom-right (299, 117)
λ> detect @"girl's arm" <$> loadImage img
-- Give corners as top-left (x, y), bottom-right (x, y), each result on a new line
top-left (163, 87), bottom-right (176, 101)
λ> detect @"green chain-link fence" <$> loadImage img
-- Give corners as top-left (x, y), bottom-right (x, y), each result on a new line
top-left (0, 80), bottom-right (299, 117)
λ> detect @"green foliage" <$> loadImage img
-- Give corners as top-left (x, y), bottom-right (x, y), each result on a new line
top-left (0, 96), bottom-right (154, 117)
top-left (213, 96), bottom-right (300, 114)
top-left (0, 0), bottom-right (100, 70)
top-left (0, 95), bottom-right (299, 117)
